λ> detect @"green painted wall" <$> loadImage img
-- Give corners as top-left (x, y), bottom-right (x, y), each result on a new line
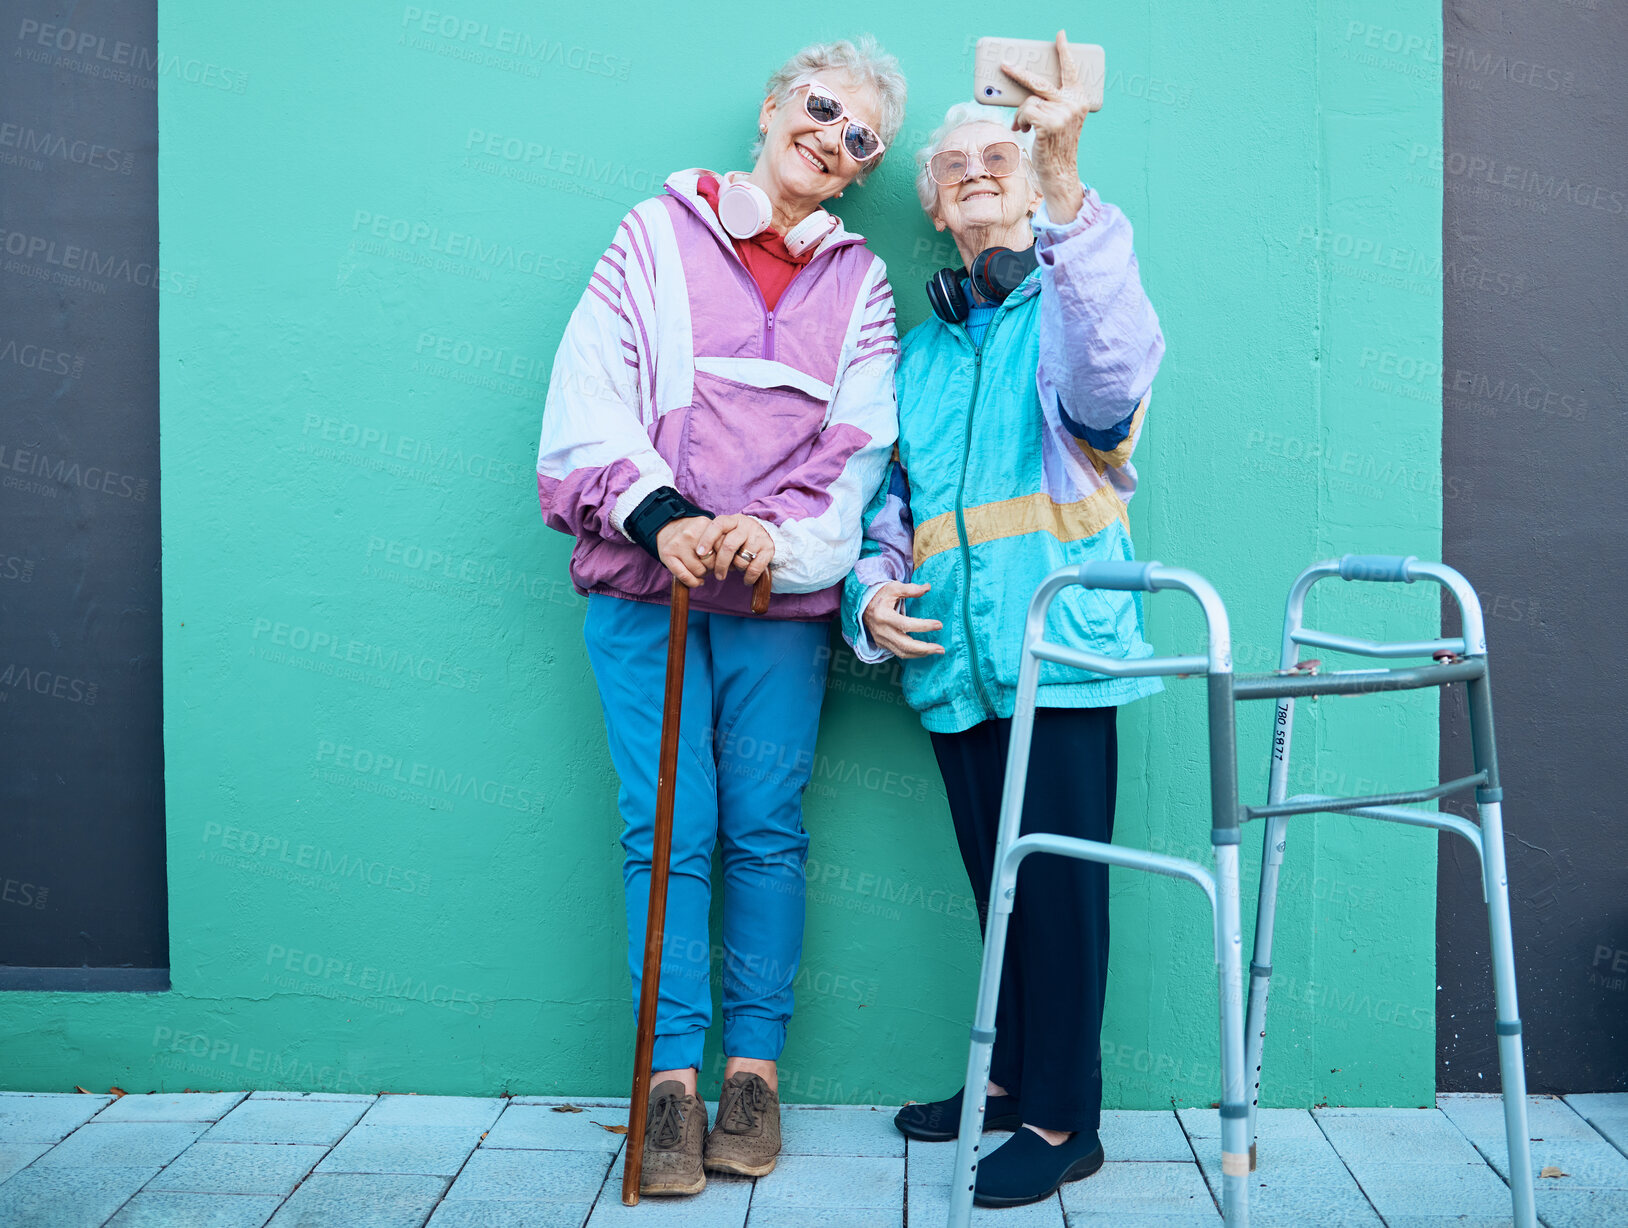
top-left (1, 1), bottom-right (1443, 1108)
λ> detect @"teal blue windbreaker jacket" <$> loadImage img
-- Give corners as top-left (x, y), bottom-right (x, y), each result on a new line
top-left (840, 190), bottom-right (1165, 734)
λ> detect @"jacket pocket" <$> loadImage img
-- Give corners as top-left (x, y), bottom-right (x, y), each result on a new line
top-left (676, 369), bottom-right (828, 515)
top-left (899, 552), bottom-right (963, 715)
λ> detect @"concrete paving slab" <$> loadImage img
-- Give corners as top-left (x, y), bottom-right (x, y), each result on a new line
top-left (510, 1095), bottom-right (628, 1108)
top-left (358, 1095), bottom-right (505, 1131)
top-left (265, 1172), bottom-right (450, 1227)
top-left (147, 1141), bottom-right (325, 1195)
top-left (1439, 1092), bottom-right (1594, 1143)
top-left (1533, 1185), bottom-right (1628, 1228)
top-left (1059, 1160), bottom-right (1216, 1218)
top-left (780, 1106), bottom-right (904, 1157)
top-left (1195, 1174), bottom-right (1382, 1228)
top-left (745, 1153), bottom-right (904, 1213)
top-left (1192, 1131), bottom-right (1383, 1228)
top-left (7, 1088), bottom-right (1612, 1227)
top-left (427, 1203), bottom-right (593, 1228)
top-left (1314, 1107), bottom-right (1487, 1167)
top-left (96, 1092), bottom-right (249, 1123)
top-left (0, 1093), bottom-right (113, 1144)
top-left (479, 1103), bottom-right (626, 1153)
top-left (907, 1182), bottom-right (1063, 1225)
top-left (31, 1121), bottom-right (208, 1169)
top-left (905, 1131), bottom-right (1014, 1186)
top-left (105, 1191), bottom-right (283, 1227)
top-left (1440, 1093), bottom-right (1628, 1186)
top-left (447, 1147), bottom-right (613, 1202)
top-left (247, 1091), bottom-right (375, 1102)
top-left (1350, 1160), bottom-right (1514, 1220)
top-left (1564, 1093), bottom-right (1628, 1160)
top-left (203, 1097), bottom-right (370, 1145)
top-left (586, 1168), bottom-right (751, 1226)
top-left (1178, 1106), bottom-right (1326, 1144)
top-left (0, 1164), bottom-right (158, 1228)
top-left (1060, 1217), bottom-right (1219, 1228)
top-left (0, 1142), bottom-right (51, 1182)
top-left (752, 1211), bottom-right (903, 1228)
top-left (316, 1124), bottom-right (483, 1176)
top-left (1100, 1110), bottom-right (1197, 1161)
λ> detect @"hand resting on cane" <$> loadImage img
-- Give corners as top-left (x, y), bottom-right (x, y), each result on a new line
top-left (656, 515), bottom-right (776, 613)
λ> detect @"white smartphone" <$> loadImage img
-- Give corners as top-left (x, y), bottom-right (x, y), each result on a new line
top-left (973, 37), bottom-right (1105, 112)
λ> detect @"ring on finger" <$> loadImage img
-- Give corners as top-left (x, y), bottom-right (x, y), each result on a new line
top-left (738, 549), bottom-right (756, 563)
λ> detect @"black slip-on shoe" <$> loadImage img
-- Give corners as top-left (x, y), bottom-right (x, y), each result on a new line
top-left (894, 1086), bottom-right (1023, 1142)
top-left (973, 1127), bottom-right (1105, 1207)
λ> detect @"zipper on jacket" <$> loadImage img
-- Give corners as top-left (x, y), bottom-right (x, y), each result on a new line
top-left (953, 338), bottom-right (997, 720)
top-left (664, 187), bottom-right (862, 367)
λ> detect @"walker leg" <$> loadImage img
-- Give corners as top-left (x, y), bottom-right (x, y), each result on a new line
top-left (1215, 841), bottom-right (1250, 1227)
top-left (1242, 815), bottom-right (1288, 1170)
top-left (946, 894), bottom-right (1018, 1228)
top-left (1478, 797), bottom-right (1537, 1228)
top-left (1246, 691), bottom-right (1298, 1168)
top-left (1463, 671), bottom-right (1535, 1228)
top-left (948, 645), bottom-right (1045, 1228)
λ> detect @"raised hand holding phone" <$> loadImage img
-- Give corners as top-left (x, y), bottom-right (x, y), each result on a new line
top-left (999, 31), bottom-right (1090, 224)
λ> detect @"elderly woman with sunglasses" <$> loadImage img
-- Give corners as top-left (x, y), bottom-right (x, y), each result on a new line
top-left (537, 37), bottom-right (904, 1196)
top-left (841, 33), bottom-right (1165, 1207)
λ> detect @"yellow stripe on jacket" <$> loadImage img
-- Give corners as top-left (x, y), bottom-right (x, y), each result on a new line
top-left (913, 483), bottom-right (1130, 569)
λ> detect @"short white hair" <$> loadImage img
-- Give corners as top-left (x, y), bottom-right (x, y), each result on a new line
top-left (750, 35), bottom-right (907, 186)
top-left (914, 102), bottom-right (1041, 217)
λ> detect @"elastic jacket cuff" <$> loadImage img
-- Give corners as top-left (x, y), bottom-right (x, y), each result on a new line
top-left (624, 486), bottom-right (713, 558)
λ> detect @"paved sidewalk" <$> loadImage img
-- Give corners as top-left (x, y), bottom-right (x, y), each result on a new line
top-left (0, 1090), bottom-right (1624, 1226)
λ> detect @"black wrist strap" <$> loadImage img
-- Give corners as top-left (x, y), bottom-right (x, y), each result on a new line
top-left (624, 486), bottom-right (712, 558)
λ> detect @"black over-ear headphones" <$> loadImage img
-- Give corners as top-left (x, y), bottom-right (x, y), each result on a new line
top-left (925, 244), bottom-right (1040, 325)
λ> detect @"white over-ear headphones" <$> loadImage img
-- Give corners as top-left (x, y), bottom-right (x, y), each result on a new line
top-left (718, 173), bottom-right (839, 258)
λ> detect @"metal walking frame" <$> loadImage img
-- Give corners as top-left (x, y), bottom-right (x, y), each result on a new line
top-left (1241, 554), bottom-right (1536, 1228)
top-left (947, 560), bottom-right (1253, 1228)
top-left (947, 553), bottom-right (1536, 1228)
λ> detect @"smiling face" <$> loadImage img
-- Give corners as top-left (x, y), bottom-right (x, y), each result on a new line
top-left (931, 121), bottom-right (1042, 241)
top-left (755, 72), bottom-right (882, 210)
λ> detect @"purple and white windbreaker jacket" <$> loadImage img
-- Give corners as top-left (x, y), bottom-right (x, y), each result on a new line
top-left (536, 169), bottom-right (900, 620)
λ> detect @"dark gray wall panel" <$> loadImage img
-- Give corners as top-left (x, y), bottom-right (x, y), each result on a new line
top-left (0, 0), bottom-right (167, 974)
top-left (1439, 0), bottom-right (1626, 1091)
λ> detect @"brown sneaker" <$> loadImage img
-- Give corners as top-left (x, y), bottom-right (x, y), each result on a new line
top-left (638, 1080), bottom-right (708, 1196)
top-left (704, 1071), bottom-right (781, 1177)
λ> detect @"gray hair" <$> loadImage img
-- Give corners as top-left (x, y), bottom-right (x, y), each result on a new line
top-left (914, 102), bottom-right (1041, 217)
top-left (751, 35), bottom-right (907, 186)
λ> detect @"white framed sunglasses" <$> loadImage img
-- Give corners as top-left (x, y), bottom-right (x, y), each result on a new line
top-left (794, 79), bottom-right (886, 163)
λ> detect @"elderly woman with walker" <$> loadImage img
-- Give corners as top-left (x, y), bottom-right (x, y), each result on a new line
top-left (842, 32), bottom-right (1165, 1207)
top-left (538, 36), bottom-right (905, 1198)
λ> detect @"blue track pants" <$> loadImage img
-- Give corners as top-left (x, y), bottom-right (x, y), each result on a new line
top-left (583, 592), bottom-right (830, 1073)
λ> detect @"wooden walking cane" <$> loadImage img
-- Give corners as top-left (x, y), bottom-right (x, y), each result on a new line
top-left (622, 568), bottom-right (771, 1204)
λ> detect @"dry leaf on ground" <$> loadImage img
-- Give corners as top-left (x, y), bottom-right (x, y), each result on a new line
top-left (551, 1104), bottom-right (585, 1114)
top-left (592, 1121), bottom-right (630, 1134)
top-left (1540, 1166), bottom-right (1569, 1178)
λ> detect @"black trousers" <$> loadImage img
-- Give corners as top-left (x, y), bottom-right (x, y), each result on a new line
top-left (930, 705), bottom-right (1116, 1134)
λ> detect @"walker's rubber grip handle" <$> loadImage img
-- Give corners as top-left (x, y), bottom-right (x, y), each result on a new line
top-left (1338, 554), bottom-right (1418, 583)
top-left (1077, 561), bottom-right (1159, 591)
